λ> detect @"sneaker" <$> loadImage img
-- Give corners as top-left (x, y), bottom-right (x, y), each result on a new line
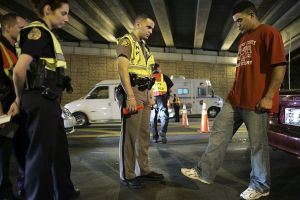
top-left (180, 168), bottom-right (211, 184)
top-left (240, 187), bottom-right (270, 200)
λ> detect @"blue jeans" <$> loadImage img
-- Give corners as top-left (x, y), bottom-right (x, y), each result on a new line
top-left (150, 95), bottom-right (169, 140)
top-left (196, 103), bottom-right (270, 193)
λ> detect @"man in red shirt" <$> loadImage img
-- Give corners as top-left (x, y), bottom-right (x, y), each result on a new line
top-left (181, 1), bottom-right (286, 200)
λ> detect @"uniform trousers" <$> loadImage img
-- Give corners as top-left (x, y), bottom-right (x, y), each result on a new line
top-left (0, 136), bottom-right (12, 192)
top-left (118, 86), bottom-right (151, 180)
top-left (20, 90), bottom-right (73, 200)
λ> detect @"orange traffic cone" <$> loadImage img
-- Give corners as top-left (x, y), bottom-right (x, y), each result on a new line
top-left (198, 102), bottom-right (209, 133)
top-left (181, 104), bottom-right (189, 127)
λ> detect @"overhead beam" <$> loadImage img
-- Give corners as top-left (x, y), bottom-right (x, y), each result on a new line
top-left (194, 0), bottom-right (212, 48)
top-left (150, 0), bottom-right (174, 47)
top-left (70, 0), bottom-right (116, 42)
top-left (221, 0), bottom-right (264, 50)
top-left (13, 0), bottom-right (88, 41)
top-left (273, 1), bottom-right (300, 30)
top-left (0, 5), bottom-right (10, 15)
top-left (102, 0), bottom-right (133, 32)
top-left (281, 17), bottom-right (300, 53)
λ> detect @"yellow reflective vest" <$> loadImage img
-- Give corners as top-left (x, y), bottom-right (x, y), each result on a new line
top-left (152, 73), bottom-right (167, 96)
top-left (17, 21), bottom-right (67, 71)
top-left (119, 34), bottom-right (154, 78)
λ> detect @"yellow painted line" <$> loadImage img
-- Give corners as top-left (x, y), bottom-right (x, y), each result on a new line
top-left (67, 131), bottom-right (211, 138)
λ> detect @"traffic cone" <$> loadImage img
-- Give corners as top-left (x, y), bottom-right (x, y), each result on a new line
top-left (198, 102), bottom-right (209, 133)
top-left (182, 104), bottom-right (189, 127)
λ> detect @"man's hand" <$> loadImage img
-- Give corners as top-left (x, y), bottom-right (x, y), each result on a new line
top-left (256, 97), bottom-right (273, 113)
top-left (126, 97), bottom-right (137, 113)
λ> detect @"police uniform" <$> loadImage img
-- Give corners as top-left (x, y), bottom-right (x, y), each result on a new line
top-left (116, 33), bottom-right (163, 186)
top-left (173, 94), bottom-right (180, 122)
top-left (0, 35), bottom-right (26, 199)
top-left (17, 20), bottom-right (77, 200)
top-left (150, 72), bottom-right (173, 143)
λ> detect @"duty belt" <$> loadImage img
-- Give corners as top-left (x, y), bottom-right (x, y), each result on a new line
top-left (129, 73), bottom-right (155, 91)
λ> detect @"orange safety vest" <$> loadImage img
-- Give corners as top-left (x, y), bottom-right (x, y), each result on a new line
top-left (152, 73), bottom-right (167, 96)
top-left (0, 42), bottom-right (17, 81)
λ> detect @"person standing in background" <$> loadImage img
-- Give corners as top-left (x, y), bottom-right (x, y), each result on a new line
top-left (181, 1), bottom-right (286, 200)
top-left (0, 13), bottom-right (27, 200)
top-left (150, 63), bottom-right (173, 143)
top-left (172, 94), bottom-right (180, 122)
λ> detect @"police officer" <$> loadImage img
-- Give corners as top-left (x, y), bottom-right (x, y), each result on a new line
top-left (0, 13), bottom-right (27, 200)
top-left (173, 94), bottom-right (181, 122)
top-left (116, 14), bottom-right (164, 189)
top-left (8, 1), bottom-right (79, 199)
top-left (150, 63), bottom-right (173, 143)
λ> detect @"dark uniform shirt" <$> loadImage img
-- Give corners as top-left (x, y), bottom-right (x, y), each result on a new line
top-left (0, 36), bottom-right (17, 112)
top-left (19, 20), bottom-right (55, 59)
top-left (19, 19), bottom-right (62, 97)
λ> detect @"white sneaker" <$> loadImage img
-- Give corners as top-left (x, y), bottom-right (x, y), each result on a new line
top-left (240, 187), bottom-right (270, 200)
top-left (180, 168), bottom-right (211, 184)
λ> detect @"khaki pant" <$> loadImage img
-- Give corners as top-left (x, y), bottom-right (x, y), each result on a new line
top-left (118, 86), bottom-right (151, 180)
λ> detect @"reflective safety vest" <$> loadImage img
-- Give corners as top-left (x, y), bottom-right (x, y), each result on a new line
top-left (0, 42), bottom-right (17, 81)
top-left (174, 96), bottom-right (180, 105)
top-left (17, 21), bottom-right (67, 71)
top-left (152, 73), bottom-right (167, 96)
top-left (118, 34), bottom-right (154, 78)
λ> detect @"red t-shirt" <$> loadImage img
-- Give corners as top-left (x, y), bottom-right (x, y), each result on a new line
top-left (227, 24), bottom-right (286, 113)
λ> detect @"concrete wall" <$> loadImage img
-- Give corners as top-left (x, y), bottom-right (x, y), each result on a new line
top-left (62, 53), bottom-right (236, 105)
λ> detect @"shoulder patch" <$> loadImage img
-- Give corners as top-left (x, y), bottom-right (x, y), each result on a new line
top-left (27, 28), bottom-right (41, 40)
top-left (120, 39), bottom-right (130, 47)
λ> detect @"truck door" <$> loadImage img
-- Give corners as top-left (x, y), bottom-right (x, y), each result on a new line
top-left (195, 86), bottom-right (207, 114)
top-left (85, 85), bottom-right (114, 121)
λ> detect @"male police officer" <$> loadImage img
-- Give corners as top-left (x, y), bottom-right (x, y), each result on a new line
top-left (150, 63), bottom-right (173, 143)
top-left (116, 14), bottom-right (164, 189)
top-left (0, 13), bottom-right (27, 199)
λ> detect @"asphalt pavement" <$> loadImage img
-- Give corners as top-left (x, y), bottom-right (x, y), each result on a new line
top-left (64, 119), bottom-right (300, 200)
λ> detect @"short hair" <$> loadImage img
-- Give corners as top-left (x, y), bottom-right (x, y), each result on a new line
top-left (0, 13), bottom-right (19, 34)
top-left (152, 63), bottom-right (160, 72)
top-left (232, 1), bottom-right (257, 16)
top-left (134, 14), bottom-right (153, 25)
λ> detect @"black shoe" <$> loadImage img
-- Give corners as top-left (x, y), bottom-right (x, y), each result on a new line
top-left (70, 188), bottom-right (80, 199)
top-left (121, 177), bottom-right (144, 189)
top-left (161, 138), bottom-right (167, 144)
top-left (139, 171), bottom-right (164, 181)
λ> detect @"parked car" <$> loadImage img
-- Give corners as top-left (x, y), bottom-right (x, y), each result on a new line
top-left (62, 107), bottom-right (76, 134)
top-left (64, 80), bottom-right (121, 127)
top-left (267, 89), bottom-right (300, 157)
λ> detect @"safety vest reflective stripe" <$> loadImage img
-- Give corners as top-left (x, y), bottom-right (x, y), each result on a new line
top-left (118, 34), bottom-right (154, 77)
top-left (17, 21), bottom-right (67, 71)
top-left (152, 73), bottom-right (167, 96)
top-left (0, 42), bottom-right (17, 80)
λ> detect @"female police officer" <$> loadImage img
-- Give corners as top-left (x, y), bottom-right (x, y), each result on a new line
top-left (8, 0), bottom-right (78, 199)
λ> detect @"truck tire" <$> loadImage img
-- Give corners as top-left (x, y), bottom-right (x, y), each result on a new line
top-left (207, 106), bottom-right (220, 118)
top-left (73, 112), bottom-right (89, 127)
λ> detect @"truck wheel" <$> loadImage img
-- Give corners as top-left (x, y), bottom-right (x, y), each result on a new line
top-left (207, 107), bottom-right (220, 118)
top-left (73, 112), bottom-right (89, 127)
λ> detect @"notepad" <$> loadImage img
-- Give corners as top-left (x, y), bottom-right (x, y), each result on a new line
top-left (0, 114), bottom-right (11, 125)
